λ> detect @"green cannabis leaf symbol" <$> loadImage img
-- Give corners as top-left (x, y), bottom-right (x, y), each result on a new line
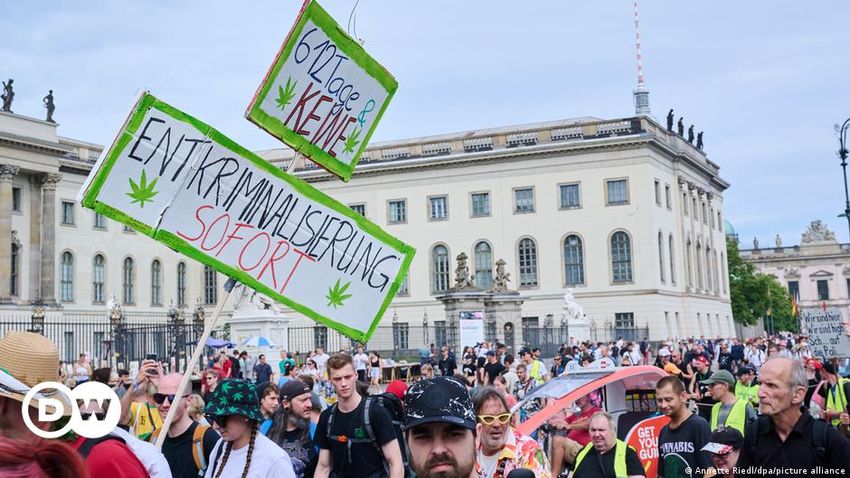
top-left (276, 77), bottom-right (297, 110)
top-left (126, 170), bottom-right (158, 208)
top-left (343, 127), bottom-right (362, 154)
top-left (326, 279), bottom-right (353, 309)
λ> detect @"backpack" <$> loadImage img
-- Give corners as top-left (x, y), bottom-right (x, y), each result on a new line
top-left (744, 415), bottom-right (829, 462)
top-left (149, 423), bottom-right (212, 476)
top-left (77, 435), bottom-right (126, 458)
top-left (326, 393), bottom-right (413, 478)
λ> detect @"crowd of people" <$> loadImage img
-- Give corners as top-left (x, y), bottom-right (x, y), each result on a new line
top-left (1, 328), bottom-right (849, 478)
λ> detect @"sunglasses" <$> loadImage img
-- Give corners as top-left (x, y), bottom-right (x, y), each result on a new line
top-left (205, 414), bottom-right (234, 428)
top-left (478, 413), bottom-right (512, 426)
top-left (153, 393), bottom-right (189, 404)
top-left (80, 412), bottom-right (106, 421)
top-left (205, 376), bottom-right (216, 381)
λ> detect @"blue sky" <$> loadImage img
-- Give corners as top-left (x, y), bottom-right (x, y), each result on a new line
top-left (2, 1), bottom-right (849, 246)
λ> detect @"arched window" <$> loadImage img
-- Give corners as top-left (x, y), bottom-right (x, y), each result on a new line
top-left (518, 238), bottom-right (538, 287)
top-left (60, 251), bottom-right (74, 302)
top-left (696, 243), bottom-right (704, 289)
top-left (474, 242), bottom-right (493, 289)
top-left (431, 245), bottom-right (450, 293)
top-left (123, 257), bottom-right (134, 304)
top-left (204, 265), bottom-right (217, 305)
top-left (668, 235), bottom-right (676, 284)
top-left (151, 260), bottom-right (162, 305)
top-left (686, 240), bottom-right (693, 287)
top-left (610, 231), bottom-right (633, 283)
top-left (563, 235), bottom-right (585, 286)
top-left (92, 254), bottom-right (105, 303)
top-left (658, 232), bottom-right (665, 283)
top-left (10, 242), bottom-right (19, 296)
top-left (705, 247), bottom-right (713, 291)
top-left (721, 252), bottom-right (728, 294)
top-left (177, 262), bottom-right (187, 306)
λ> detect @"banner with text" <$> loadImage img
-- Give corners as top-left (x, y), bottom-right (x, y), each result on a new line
top-left (246, 0), bottom-right (397, 182)
top-left (78, 92), bottom-right (414, 342)
top-left (624, 414), bottom-right (670, 478)
top-left (800, 307), bottom-right (850, 358)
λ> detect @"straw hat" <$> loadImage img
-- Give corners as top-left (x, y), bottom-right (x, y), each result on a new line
top-left (0, 331), bottom-right (72, 415)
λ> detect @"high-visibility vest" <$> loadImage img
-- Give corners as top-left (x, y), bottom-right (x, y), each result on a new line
top-left (826, 378), bottom-right (849, 426)
top-left (710, 399), bottom-right (748, 435)
top-left (574, 440), bottom-right (631, 478)
top-left (735, 381), bottom-right (759, 405)
top-left (529, 360), bottom-right (544, 381)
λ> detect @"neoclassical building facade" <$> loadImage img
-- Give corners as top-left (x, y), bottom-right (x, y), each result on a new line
top-left (2, 108), bottom-right (733, 344)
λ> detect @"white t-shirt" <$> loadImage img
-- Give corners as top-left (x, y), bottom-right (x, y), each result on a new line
top-left (478, 450), bottom-right (500, 478)
top-left (205, 432), bottom-right (296, 478)
top-left (353, 353), bottom-right (369, 371)
top-left (313, 353), bottom-right (330, 375)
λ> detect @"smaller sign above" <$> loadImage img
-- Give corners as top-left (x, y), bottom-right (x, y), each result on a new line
top-left (246, 0), bottom-right (397, 182)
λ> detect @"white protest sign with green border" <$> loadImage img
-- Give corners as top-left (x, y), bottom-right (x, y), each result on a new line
top-left (245, 0), bottom-right (397, 182)
top-left (78, 92), bottom-right (414, 342)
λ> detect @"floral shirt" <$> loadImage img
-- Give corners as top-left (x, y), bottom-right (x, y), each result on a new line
top-left (513, 378), bottom-right (541, 422)
top-left (477, 427), bottom-right (551, 478)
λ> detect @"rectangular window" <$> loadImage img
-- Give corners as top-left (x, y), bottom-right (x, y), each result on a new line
top-left (61, 201), bottom-right (75, 225)
top-left (349, 203), bottom-right (366, 216)
top-left (388, 200), bottom-right (407, 224)
top-left (393, 323), bottom-right (409, 350)
top-left (682, 192), bottom-right (688, 215)
top-left (521, 317), bottom-right (539, 345)
top-left (692, 198), bottom-right (698, 221)
top-left (606, 179), bottom-right (629, 205)
top-left (702, 203), bottom-right (708, 224)
top-left (665, 185), bottom-right (671, 209)
top-left (654, 180), bottom-right (661, 205)
top-left (817, 280), bottom-right (829, 301)
top-left (710, 208), bottom-right (715, 229)
top-left (93, 212), bottom-right (107, 229)
top-left (434, 321), bottom-right (447, 348)
top-left (204, 266), bottom-right (218, 305)
top-left (93, 332), bottom-right (105, 361)
top-left (514, 187), bottom-right (535, 213)
top-left (718, 211), bottom-right (723, 231)
top-left (471, 192), bottom-right (491, 217)
top-left (11, 187), bottom-right (21, 212)
top-left (313, 326), bottom-right (328, 351)
top-left (559, 183), bottom-right (581, 209)
top-left (615, 312), bottom-right (635, 328)
top-left (429, 196), bottom-right (448, 221)
top-left (64, 331), bottom-right (74, 363)
top-left (396, 273), bottom-right (409, 297)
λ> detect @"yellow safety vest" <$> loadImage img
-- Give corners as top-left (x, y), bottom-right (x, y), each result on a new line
top-left (735, 381), bottom-right (759, 405)
top-left (826, 378), bottom-right (849, 426)
top-left (710, 399), bottom-right (748, 435)
top-left (574, 440), bottom-right (631, 478)
top-left (530, 360), bottom-right (544, 382)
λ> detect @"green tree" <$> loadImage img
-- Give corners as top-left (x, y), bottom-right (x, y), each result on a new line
top-left (727, 237), bottom-right (796, 332)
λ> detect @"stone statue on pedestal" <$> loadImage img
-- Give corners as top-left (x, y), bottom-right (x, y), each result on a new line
top-left (696, 131), bottom-right (704, 150)
top-left (666, 109), bottom-right (674, 131)
top-left (43, 90), bottom-right (55, 123)
top-left (753, 237), bottom-right (759, 250)
top-left (687, 125), bottom-right (695, 144)
top-left (454, 252), bottom-right (475, 289)
top-left (491, 258), bottom-right (511, 292)
top-left (1, 79), bottom-right (14, 113)
top-left (775, 234), bottom-right (782, 249)
top-left (677, 117), bottom-right (684, 136)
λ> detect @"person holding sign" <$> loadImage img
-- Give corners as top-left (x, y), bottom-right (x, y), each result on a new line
top-left (204, 379), bottom-right (295, 477)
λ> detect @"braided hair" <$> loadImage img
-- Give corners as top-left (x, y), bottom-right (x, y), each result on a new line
top-left (213, 421), bottom-right (259, 478)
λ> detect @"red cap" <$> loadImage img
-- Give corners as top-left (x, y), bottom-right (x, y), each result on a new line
top-left (694, 356), bottom-right (710, 365)
top-left (386, 380), bottom-right (408, 400)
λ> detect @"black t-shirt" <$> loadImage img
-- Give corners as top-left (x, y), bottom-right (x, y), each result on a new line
top-left (315, 397), bottom-right (397, 478)
top-left (574, 444), bottom-right (645, 478)
top-left (692, 370), bottom-right (716, 422)
top-left (462, 360), bottom-right (476, 377)
top-left (161, 421), bottom-right (220, 478)
top-left (277, 427), bottom-right (316, 477)
top-left (658, 413), bottom-right (712, 478)
top-left (438, 356), bottom-right (457, 376)
top-left (483, 361), bottom-right (505, 384)
top-left (717, 352), bottom-right (733, 372)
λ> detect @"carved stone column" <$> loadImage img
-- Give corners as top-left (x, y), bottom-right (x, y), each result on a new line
top-left (40, 173), bottom-right (61, 305)
top-left (28, 175), bottom-right (42, 301)
top-left (0, 164), bottom-right (20, 303)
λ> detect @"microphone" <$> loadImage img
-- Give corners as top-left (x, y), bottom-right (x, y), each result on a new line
top-left (506, 469), bottom-right (536, 478)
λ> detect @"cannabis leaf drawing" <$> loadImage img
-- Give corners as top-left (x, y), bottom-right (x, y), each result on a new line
top-left (126, 170), bottom-right (158, 208)
top-left (343, 127), bottom-right (362, 154)
top-left (326, 279), bottom-right (353, 309)
top-left (275, 77), bottom-right (297, 110)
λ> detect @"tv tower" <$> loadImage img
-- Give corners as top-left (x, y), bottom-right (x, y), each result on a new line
top-left (632, 0), bottom-right (651, 115)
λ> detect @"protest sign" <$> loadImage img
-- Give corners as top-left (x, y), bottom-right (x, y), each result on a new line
top-left (624, 414), bottom-right (670, 478)
top-left (246, 0), bottom-right (397, 182)
top-left (800, 307), bottom-right (850, 358)
top-left (78, 92), bottom-right (414, 342)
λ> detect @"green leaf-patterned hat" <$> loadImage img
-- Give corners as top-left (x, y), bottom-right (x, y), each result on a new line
top-left (204, 379), bottom-right (264, 422)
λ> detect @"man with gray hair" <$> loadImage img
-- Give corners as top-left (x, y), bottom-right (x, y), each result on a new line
top-left (736, 357), bottom-right (850, 474)
top-left (573, 411), bottom-right (645, 478)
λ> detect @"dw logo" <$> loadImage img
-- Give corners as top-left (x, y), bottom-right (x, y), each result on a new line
top-left (21, 381), bottom-right (122, 439)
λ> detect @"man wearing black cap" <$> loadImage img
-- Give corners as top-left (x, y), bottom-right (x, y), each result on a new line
top-left (819, 362), bottom-right (850, 426)
top-left (701, 427), bottom-right (743, 478)
top-left (404, 376), bottom-right (479, 478)
top-left (734, 366), bottom-right (759, 408)
top-left (267, 379), bottom-right (317, 478)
